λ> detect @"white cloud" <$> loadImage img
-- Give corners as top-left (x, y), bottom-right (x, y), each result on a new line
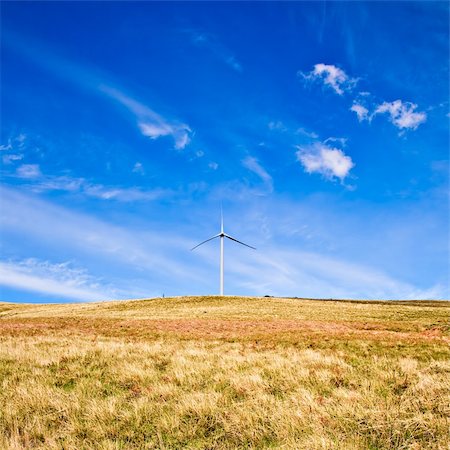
top-left (350, 102), bottom-right (370, 122)
top-left (16, 164), bottom-right (42, 179)
top-left (296, 142), bottom-right (354, 181)
top-left (300, 62), bottom-right (427, 133)
top-left (349, 94), bottom-right (427, 131)
top-left (300, 63), bottom-right (357, 95)
top-left (242, 156), bottom-right (273, 193)
top-left (0, 259), bottom-right (116, 301)
top-left (208, 162), bottom-right (219, 170)
top-left (374, 100), bottom-right (427, 130)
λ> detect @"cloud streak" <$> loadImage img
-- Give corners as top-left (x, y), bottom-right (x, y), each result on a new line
top-left (11, 164), bottom-right (171, 202)
top-left (16, 164), bottom-right (42, 179)
top-left (5, 31), bottom-right (192, 149)
top-left (224, 246), bottom-right (445, 300)
top-left (100, 86), bottom-right (192, 149)
top-left (0, 186), bottom-right (203, 284)
top-left (242, 156), bottom-right (273, 193)
top-left (0, 259), bottom-right (115, 302)
top-left (1, 134), bottom-right (27, 165)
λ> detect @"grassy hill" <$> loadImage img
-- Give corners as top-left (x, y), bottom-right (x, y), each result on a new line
top-left (0, 296), bottom-right (449, 449)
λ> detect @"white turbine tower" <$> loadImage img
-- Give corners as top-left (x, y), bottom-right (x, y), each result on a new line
top-left (191, 212), bottom-right (256, 296)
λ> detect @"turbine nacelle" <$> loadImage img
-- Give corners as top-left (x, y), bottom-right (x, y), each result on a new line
top-left (191, 232), bottom-right (256, 251)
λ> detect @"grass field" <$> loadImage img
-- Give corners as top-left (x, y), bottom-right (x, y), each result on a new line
top-left (0, 296), bottom-right (449, 449)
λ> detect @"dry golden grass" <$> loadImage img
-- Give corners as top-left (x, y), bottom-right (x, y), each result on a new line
top-left (0, 296), bottom-right (449, 449)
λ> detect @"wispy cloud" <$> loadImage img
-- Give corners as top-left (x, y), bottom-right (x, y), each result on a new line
top-left (16, 164), bottom-right (42, 179)
top-left (0, 143), bottom-right (13, 152)
top-left (242, 156), bottom-right (273, 193)
top-left (0, 259), bottom-right (116, 301)
top-left (186, 29), bottom-right (242, 72)
top-left (296, 141), bottom-right (354, 181)
top-left (296, 127), bottom-right (319, 139)
top-left (1, 133), bottom-right (27, 164)
top-left (0, 187), bottom-right (201, 283)
top-left (132, 162), bottom-right (145, 175)
top-left (225, 246), bottom-right (445, 300)
top-left (82, 185), bottom-right (168, 202)
top-left (299, 63), bottom-right (357, 95)
top-left (2, 154), bottom-right (24, 164)
top-left (268, 121), bottom-right (287, 132)
top-left (99, 86), bottom-right (192, 150)
top-left (12, 164), bottom-right (170, 202)
top-left (323, 137), bottom-right (348, 147)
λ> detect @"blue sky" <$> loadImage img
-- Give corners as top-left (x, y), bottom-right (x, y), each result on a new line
top-left (1, 2), bottom-right (448, 303)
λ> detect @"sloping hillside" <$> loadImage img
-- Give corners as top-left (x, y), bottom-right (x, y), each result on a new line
top-left (1, 297), bottom-right (449, 449)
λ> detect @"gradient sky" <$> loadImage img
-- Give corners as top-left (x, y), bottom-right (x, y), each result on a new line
top-left (1, 2), bottom-right (448, 303)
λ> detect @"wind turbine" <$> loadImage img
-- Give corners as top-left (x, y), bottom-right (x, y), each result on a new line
top-left (191, 212), bottom-right (256, 296)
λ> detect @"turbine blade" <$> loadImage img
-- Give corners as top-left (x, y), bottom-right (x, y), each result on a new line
top-left (190, 234), bottom-right (220, 251)
top-left (224, 234), bottom-right (256, 250)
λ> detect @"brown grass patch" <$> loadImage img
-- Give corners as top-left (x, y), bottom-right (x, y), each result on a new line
top-left (1, 296), bottom-right (449, 449)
